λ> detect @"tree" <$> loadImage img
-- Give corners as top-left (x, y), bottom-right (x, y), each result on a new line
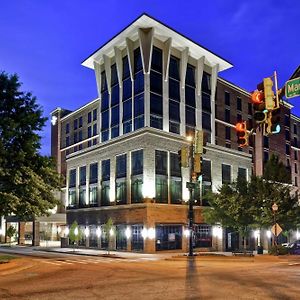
top-left (68, 221), bottom-right (82, 251)
top-left (0, 72), bottom-right (61, 219)
top-left (6, 225), bottom-right (17, 246)
top-left (263, 154), bottom-right (291, 184)
top-left (103, 218), bottom-right (114, 254)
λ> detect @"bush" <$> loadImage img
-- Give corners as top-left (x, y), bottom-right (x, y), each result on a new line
top-left (268, 245), bottom-right (289, 255)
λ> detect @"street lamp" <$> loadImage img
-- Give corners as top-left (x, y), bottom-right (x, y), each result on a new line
top-left (272, 203), bottom-right (278, 255)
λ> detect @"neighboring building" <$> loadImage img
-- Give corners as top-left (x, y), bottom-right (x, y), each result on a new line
top-left (49, 14), bottom-right (298, 252)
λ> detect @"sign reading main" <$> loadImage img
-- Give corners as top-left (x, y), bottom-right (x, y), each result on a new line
top-left (286, 77), bottom-right (300, 99)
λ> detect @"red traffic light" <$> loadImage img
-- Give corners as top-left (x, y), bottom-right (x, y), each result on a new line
top-left (251, 90), bottom-right (264, 104)
top-left (235, 122), bottom-right (246, 132)
top-left (235, 121), bottom-right (248, 147)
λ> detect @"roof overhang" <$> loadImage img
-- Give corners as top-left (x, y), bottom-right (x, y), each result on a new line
top-left (82, 13), bottom-right (233, 72)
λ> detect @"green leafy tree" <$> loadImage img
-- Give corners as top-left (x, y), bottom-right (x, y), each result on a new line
top-left (0, 72), bottom-right (61, 219)
top-left (68, 221), bottom-right (82, 251)
top-left (263, 154), bottom-right (291, 184)
top-left (103, 218), bottom-right (114, 254)
top-left (6, 225), bottom-right (17, 246)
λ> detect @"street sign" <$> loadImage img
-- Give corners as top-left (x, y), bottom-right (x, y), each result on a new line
top-left (271, 223), bottom-right (282, 236)
top-left (285, 77), bottom-right (300, 99)
top-left (186, 182), bottom-right (197, 189)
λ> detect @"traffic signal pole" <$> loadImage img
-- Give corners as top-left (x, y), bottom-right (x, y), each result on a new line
top-left (188, 140), bottom-right (194, 257)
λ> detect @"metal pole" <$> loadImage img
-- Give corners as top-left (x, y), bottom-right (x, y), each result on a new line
top-left (188, 140), bottom-right (194, 257)
top-left (274, 211), bottom-right (278, 255)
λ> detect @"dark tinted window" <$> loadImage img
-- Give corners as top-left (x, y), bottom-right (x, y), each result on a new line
top-left (186, 64), bottom-right (195, 87)
top-left (93, 109), bottom-right (97, 121)
top-left (202, 93), bottom-right (211, 112)
top-left (202, 112), bottom-right (211, 131)
top-left (134, 48), bottom-right (143, 73)
top-left (101, 110), bottom-right (109, 130)
top-left (116, 154), bottom-right (127, 178)
top-left (123, 99), bottom-right (132, 121)
top-left (186, 106), bottom-right (195, 126)
top-left (169, 100), bottom-right (180, 122)
top-left (225, 109), bottom-right (230, 123)
top-left (69, 169), bottom-right (76, 187)
top-left (169, 78), bottom-right (180, 101)
top-left (202, 160), bottom-right (212, 182)
top-left (237, 97), bottom-right (242, 111)
top-left (101, 71), bottom-right (107, 91)
top-left (111, 84), bottom-right (120, 106)
top-left (111, 105), bottom-right (119, 126)
top-left (238, 167), bottom-right (247, 181)
top-left (134, 94), bottom-right (144, 117)
top-left (90, 163), bottom-right (98, 184)
top-left (122, 56), bottom-right (130, 79)
top-left (101, 90), bottom-right (109, 111)
top-left (150, 94), bottom-right (163, 116)
top-left (131, 150), bottom-right (143, 175)
top-left (123, 78), bottom-right (132, 100)
top-left (134, 71), bottom-right (144, 94)
top-left (79, 166), bottom-right (86, 185)
top-left (202, 72), bottom-right (211, 93)
top-left (150, 72), bottom-right (162, 94)
top-left (222, 164), bottom-right (231, 184)
top-left (169, 56), bottom-right (180, 80)
top-left (151, 47), bottom-right (162, 73)
top-left (185, 86), bottom-right (195, 107)
top-left (101, 159), bottom-right (110, 181)
top-left (155, 150), bottom-right (167, 175)
top-left (225, 127), bottom-right (231, 140)
top-left (111, 64), bottom-right (118, 86)
top-left (225, 92), bottom-right (230, 106)
top-left (170, 153), bottom-right (181, 177)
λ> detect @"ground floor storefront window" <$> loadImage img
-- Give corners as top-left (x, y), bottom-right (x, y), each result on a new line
top-left (155, 225), bottom-right (182, 251)
top-left (116, 225), bottom-right (127, 250)
top-left (194, 224), bottom-right (212, 248)
top-left (131, 225), bottom-right (144, 251)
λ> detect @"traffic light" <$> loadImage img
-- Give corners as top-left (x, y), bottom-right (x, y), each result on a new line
top-left (263, 77), bottom-right (275, 110)
top-left (194, 130), bottom-right (207, 154)
top-left (235, 121), bottom-right (248, 147)
top-left (264, 108), bottom-right (281, 135)
top-left (178, 147), bottom-right (189, 168)
top-left (251, 90), bottom-right (267, 123)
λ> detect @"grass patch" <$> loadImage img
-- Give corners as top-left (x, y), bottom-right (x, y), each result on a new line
top-left (0, 255), bottom-right (18, 264)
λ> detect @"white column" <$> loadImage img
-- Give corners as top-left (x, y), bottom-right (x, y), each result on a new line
top-left (210, 64), bottom-right (219, 144)
top-left (138, 28), bottom-right (154, 74)
top-left (180, 48), bottom-right (189, 136)
top-left (114, 47), bottom-right (123, 136)
top-left (103, 55), bottom-right (111, 95)
top-left (196, 56), bottom-right (205, 130)
top-left (94, 61), bottom-right (102, 98)
top-left (86, 165), bottom-right (90, 206)
top-left (163, 38), bottom-right (172, 82)
top-left (126, 38), bottom-right (134, 82)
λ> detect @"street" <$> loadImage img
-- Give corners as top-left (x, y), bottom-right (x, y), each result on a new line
top-left (0, 249), bottom-right (300, 299)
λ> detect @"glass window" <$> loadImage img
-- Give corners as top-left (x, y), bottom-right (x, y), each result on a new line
top-left (116, 180), bottom-right (127, 205)
top-left (155, 176), bottom-right (168, 203)
top-left (134, 71), bottom-right (144, 94)
top-left (122, 55), bottom-right (130, 79)
top-left (111, 84), bottom-right (120, 106)
top-left (74, 119), bottom-right (78, 130)
top-left (78, 131), bottom-right (83, 142)
top-left (101, 90), bottom-right (109, 111)
top-left (101, 181), bottom-right (110, 206)
top-left (89, 163), bottom-right (98, 184)
top-left (202, 93), bottom-right (211, 112)
top-left (186, 64), bottom-right (195, 87)
top-left (264, 136), bottom-right (269, 148)
top-left (186, 106), bottom-right (195, 126)
top-left (225, 92), bottom-right (230, 106)
top-left (294, 123), bottom-right (297, 135)
top-left (295, 177), bottom-right (298, 187)
top-left (79, 116), bottom-right (83, 128)
top-left (123, 99), bottom-right (132, 121)
top-left (225, 127), bottom-right (231, 140)
top-left (150, 115), bottom-right (163, 129)
top-left (93, 109), bottom-right (97, 121)
top-left (111, 63), bottom-right (118, 86)
top-left (169, 78), bottom-right (180, 101)
top-left (202, 112), bottom-right (211, 131)
top-left (295, 150), bottom-right (298, 160)
top-left (248, 103), bottom-right (252, 115)
top-left (170, 179), bottom-right (182, 204)
top-left (202, 72), bottom-right (211, 93)
top-left (111, 126), bottom-right (119, 138)
top-left (123, 120), bottom-right (132, 134)
top-left (295, 163), bottom-right (298, 174)
top-left (131, 150), bottom-right (143, 176)
top-left (116, 154), bottom-right (127, 178)
top-left (169, 100), bottom-right (180, 122)
top-left (79, 166), bottom-right (86, 185)
top-left (170, 153), bottom-right (181, 177)
top-left (169, 56), bottom-right (180, 80)
top-left (285, 115), bottom-right (290, 127)
top-left (69, 169), bottom-right (76, 188)
top-left (155, 150), bottom-right (167, 175)
top-left (111, 105), bottom-right (119, 127)
top-left (101, 110), bottom-right (109, 130)
top-left (237, 97), bottom-right (242, 111)
top-left (93, 123), bottom-right (97, 136)
top-left (102, 159), bottom-right (110, 181)
top-left (237, 114), bottom-right (242, 122)
top-left (131, 178), bottom-right (143, 203)
top-left (151, 47), bottom-right (162, 73)
top-left (155, 225), bottom-right (182, 251)
top-left (150, 72), bottom-right (162, 95)
top-left (101, 130), bottom-right (109, 142)
top-left (134, 115), bottom-right (144, 130)
top-left (222, 164), bottom-right (231, 184)
top-left (68, 190), bottom-right (76, 207)
top-left (225, 109), bottom-right (230, 123)
top-left (66, 123), bottom-right (70, 134)
top-left (150, 93), bottom-right (163, 116)
top-left (286, 144), bottom-right (290, 155)
top-left (123, 77), bottom-right (132, 101)
top-left (264, 151), bottom-right (269, 162)
top-left (185, 86), bottom-right (195, 107)
top-left (134, 94), bottom-right (144, 117)
top-left (88, 112), bottom-right (92, 124)
top-left (285, 129), bottom-right (290, 141)
top-left (202, 160), bottom-right (211, 182)
top-left (89, 186), bottom-right (98, 206)
top-left (134, 48), bottom-right (143, 73)
top-left (169, 121), bottom-right (180, 134)
top-left (74, 132), bottom-right (78, 144)
top-left (66, 136), bottom-right (70, 147)
top-left (238, 167), bottom-right (247, 181)
top-left (79, 187), bottom-right (86, 207)
top-left (294, 137), bottom-right (298, 148)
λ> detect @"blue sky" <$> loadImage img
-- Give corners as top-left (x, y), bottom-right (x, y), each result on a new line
top-left (0, 0), bottom-right (299, 155)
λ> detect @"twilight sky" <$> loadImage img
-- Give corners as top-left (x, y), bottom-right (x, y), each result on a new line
top-left (0, 0), bottom-right (299, 155)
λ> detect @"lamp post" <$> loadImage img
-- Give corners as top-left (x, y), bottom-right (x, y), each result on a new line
top-left (272, 203), bottom-right (278, 255)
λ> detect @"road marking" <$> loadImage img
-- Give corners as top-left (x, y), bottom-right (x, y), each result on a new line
top-left (288, 263), bottom-right (300, 266)
top-left (65, 259), bottom-right (88, 264)
top-left (42, 261), bottom-right (62, 266)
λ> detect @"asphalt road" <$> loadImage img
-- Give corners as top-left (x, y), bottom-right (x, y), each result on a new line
top-left (0, 249), bottom-right (299, 300)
